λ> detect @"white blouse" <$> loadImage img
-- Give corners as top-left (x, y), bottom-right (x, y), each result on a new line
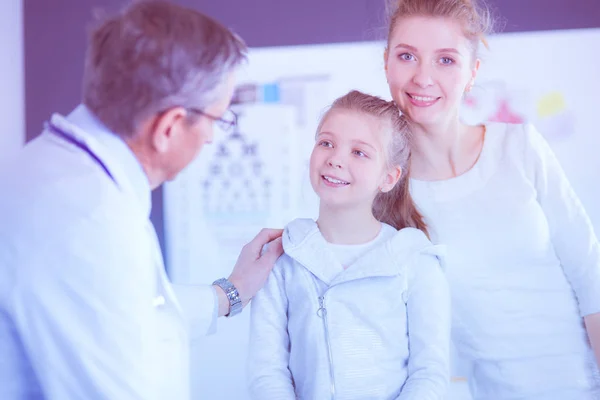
top-left (411, 122), bottom-right (600, 399)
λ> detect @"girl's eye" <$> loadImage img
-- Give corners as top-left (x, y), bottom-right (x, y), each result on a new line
top-left (319, 140), bottom-right (333, 148)
top-left (440, 57), bottom-right (455, 65)
top-left (399, 53), bottom-right (414, 61)
top-left (353, 150), bottom-right (366, 157)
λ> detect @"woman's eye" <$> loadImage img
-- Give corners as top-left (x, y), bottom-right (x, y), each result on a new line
top-left (399, 53), bottom-right (414, 61)
top-left (319, 140), bottom-right (332, 147)
top-left (440, 57), bottom-right (455, 65)
top-left (353, 150), bottom-right (366, 157)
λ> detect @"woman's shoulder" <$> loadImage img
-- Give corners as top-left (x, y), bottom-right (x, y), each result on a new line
top-left (484, 122), bottom-right (554, 173)
top-left (484, 122), bottom-right (545, 151)
top-left (484, 121), bottom-right (523, 146)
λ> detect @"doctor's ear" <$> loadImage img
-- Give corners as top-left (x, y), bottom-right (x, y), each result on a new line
top-left (148, 107), bottom-right (187, 153)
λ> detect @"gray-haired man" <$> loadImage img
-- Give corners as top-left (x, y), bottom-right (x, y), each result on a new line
top-left (0, 1), bottom-right (282, 398)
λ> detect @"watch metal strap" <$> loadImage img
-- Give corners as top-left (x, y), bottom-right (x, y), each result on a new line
top-left (213, 278), bottom-right (243, 317)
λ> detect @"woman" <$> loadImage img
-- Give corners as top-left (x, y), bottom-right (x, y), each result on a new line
top-left (383, 0), bottom-right (600, 399)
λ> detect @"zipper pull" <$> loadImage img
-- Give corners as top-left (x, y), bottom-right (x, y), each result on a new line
top-left (317, 296), bottom-right (327, 318)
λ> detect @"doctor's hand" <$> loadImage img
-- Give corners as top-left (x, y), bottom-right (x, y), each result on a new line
top-left (216, 228), bottom-right (284, 317)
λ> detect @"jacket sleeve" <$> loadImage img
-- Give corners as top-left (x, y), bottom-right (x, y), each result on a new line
top-left (397, 253), bottom-right (451, 400)
top-left (523, 123), bottom-right (600, 317)
top-left (171, 283), bottom-right (218, 340)
top-left (247, 260), bottom-right (296, 399)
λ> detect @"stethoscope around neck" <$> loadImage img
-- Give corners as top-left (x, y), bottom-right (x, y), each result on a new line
top-left (45, 121), bottom-right (117, 184)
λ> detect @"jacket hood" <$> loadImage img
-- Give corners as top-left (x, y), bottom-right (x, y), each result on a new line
top-left (282, 218), bottom-right (444, 286)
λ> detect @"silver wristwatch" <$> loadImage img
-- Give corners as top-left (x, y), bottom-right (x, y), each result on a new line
top-left (212, 278), bottom-right (243, 317)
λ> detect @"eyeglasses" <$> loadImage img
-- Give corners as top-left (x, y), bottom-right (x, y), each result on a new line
top-left (187, 108), bottom-right (238, 132)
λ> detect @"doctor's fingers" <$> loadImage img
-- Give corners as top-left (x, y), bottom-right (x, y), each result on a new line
top-left (258, 236), bottom-right (283, 266)
top-left (246, 228), bottom-right (284, 257)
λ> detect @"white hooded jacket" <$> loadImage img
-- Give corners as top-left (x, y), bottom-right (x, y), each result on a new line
top-left (248, 218), bottom-right (450, 400)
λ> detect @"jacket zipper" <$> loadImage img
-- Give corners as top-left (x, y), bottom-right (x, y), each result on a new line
top-left (318, 295), bottom-right (336, 400)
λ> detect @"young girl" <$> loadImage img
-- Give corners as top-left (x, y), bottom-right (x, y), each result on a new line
top-left (247, 90), bottom-right (450, 399)
top-left (384, 0), bottom-right (600, 398)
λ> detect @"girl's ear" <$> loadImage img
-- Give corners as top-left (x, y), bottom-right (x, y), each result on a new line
top-left (380, 165), bottom-right (402, 193)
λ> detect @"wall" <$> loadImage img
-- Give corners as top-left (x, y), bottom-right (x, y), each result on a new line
top-left (23, 0), bottom-right (600, 251)
top-left (23, 0), bottom-right (600, 141)
top-left (166, 28), bottom-right (600, 398)
top-left (21, 1), bottom-right (600, 399)
top-left (1, 0), bottom-right (24, 161)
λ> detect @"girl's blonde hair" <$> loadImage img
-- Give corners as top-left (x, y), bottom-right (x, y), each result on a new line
top-left (317, 90), bottom-right (428, 236)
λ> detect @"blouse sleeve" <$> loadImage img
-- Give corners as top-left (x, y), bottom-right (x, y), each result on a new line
top-left (524, 123), bottom-right (600, 316)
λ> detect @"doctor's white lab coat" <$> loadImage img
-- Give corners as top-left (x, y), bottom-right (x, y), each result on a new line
top-left (0, 105), bottom-right (217, 399)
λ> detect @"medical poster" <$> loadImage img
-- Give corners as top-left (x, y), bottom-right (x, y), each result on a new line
top-left (164, 76), bottom-right (331, 283)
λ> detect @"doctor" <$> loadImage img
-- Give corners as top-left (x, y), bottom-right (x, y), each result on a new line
top-left (0, 1), bottom-right (283, 399)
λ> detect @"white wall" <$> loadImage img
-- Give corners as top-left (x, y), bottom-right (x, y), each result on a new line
top-left (0, 0), bottom-right (25, 159)
top-left (165, 28), bottom-right (600, 399)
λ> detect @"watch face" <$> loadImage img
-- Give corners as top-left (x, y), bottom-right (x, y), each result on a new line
top-left (228, 289), bottom-right (241, 304)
